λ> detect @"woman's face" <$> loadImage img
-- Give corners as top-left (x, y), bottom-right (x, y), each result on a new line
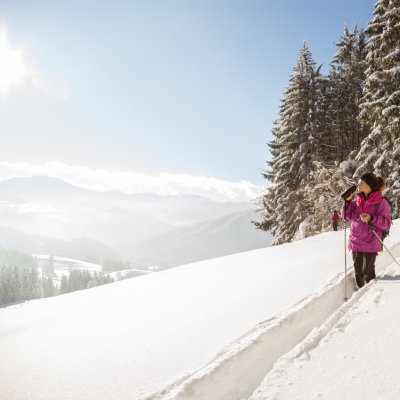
top-left (358, 179), bottom-right (372, 195)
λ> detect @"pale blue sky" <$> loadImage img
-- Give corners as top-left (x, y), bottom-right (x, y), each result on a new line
top-left (0, 0), bottom-right (375, 195)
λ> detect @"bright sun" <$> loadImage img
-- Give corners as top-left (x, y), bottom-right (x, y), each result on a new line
top-left (0, 31), bottom-right (27, 92)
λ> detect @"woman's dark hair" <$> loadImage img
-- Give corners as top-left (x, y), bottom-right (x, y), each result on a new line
top-left (360, 173), bottom-right (386, 191)
top-left (377, 176), bottom-right (386, 190)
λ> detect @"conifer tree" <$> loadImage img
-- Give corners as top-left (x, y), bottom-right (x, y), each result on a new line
top-left (356, 0), bottom-right (400, 216)
top-left (0, 266), bottom-right (49, 305)
top-left (255, 43), bottom-right (323, 244)
top-left (42, 276), bottom-right (57, 297)
top-left (295, 163), bottom-right (355, 238)
top-left (327, 25), bottom-right (368, 163)
top-left (60, 275), bottom-right (69, 294)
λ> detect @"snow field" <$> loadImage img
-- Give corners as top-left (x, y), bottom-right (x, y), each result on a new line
top-left (250, 259), bottom-right (400, 400)
top-left (156, 237), bottom-right (400, 399)
top-left (0, 221), bottom-right (399, 400)
top-left (154, 272), bottom-right (357, 400)
top-left (156, 231), bottom-right (400, 400)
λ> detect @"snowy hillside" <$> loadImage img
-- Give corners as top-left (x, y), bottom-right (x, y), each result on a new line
top-left (250, 261), bottom-right (400, 400)
top-left (0, 220), bottom-right (399, 400)
top-left (122, 210), bottom-right (273, 269)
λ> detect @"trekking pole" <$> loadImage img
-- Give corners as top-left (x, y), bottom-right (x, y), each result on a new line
top-left (344, 217), bottom-right (347, 300)
top-left (369, 225), bottom-right (400, 268)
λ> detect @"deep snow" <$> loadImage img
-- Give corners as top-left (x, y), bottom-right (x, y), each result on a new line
top-left (0, 220), bottom-right (399, 400)
top-left (250, 261), bottom-right (400, 400)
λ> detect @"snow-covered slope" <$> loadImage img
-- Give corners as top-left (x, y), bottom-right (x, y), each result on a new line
top-left (122, 210), bottom-right (273, 269)
top-left (0, 220), bottom-right (399, 400)
top-left (250, 261), bottom-right (400, 400)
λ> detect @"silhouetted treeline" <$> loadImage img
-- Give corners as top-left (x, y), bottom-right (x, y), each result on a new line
top-left (0, 266), bottom-right (114, 306)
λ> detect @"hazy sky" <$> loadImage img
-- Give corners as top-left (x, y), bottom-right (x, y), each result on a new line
top-left (0, 0), bottom-right (375, 200)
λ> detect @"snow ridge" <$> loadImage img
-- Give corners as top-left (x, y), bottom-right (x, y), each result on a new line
top-left (148, 272), bottom-right (356, 400)
top-left (152, 241), bottom-right (400, 400)
top-left (250, 261), bottom-right (400, 400)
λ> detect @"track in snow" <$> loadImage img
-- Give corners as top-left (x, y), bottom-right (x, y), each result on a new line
top-left (150, 243), bottom-right (400, 400)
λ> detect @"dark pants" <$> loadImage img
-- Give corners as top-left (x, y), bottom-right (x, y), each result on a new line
top-left (352, 251), bottom-right (377, 288)
top-left (332, 222), bottom-right (338, 231)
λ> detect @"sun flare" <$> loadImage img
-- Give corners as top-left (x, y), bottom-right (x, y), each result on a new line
top-left (0, 31), bottom-right (27, 92)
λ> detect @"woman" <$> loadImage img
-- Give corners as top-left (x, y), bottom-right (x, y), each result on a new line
top-left (342, 172), bottom-right (391, 288)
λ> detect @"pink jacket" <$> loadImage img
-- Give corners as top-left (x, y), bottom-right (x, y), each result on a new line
top-left (341, 191), bottom-right (391, 252)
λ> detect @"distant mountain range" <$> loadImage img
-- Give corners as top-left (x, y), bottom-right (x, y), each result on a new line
top-left (121, 210), bottom-right (273, 269)
top-left (0, 225), bottom-right (120, 264)
top-left (0, 176), bottom-right (271, 269)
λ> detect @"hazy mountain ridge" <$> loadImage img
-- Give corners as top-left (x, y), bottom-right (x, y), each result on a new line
top-left (0, 176), bottom-right (270, 269)
top-left (123, 210), bottom-right (272, 269)
top-left (0, 225), bottom-right (119, 264)
top-left (0, 176), bottom-right (251, 244)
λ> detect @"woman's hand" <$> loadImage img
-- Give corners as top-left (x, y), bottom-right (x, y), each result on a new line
top-left (360, 213), bottom-right (372, 223)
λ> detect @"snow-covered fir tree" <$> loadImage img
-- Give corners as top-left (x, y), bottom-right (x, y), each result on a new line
top-left (294, 163), bottom-right (356, 239)
top-left (256, 37), bottom-right (367, 243)
top-left (59, 269), bottom-right (114, 294)
top-left (0, 266), bottom-right (52, 305)
top-left (326, 25), bottom-right (368, 163)
top-left (255, 44), bottom-right (324, 244)
top-left (356, 0), bottom-right (400, 216)
top-left (42, 276), bottom-right (56, 298)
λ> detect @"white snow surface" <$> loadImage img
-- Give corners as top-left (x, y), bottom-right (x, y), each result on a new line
top-left (250, 258), bottom-right (400, 400)
top-left (1, 220), bottom-right (400, 400)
